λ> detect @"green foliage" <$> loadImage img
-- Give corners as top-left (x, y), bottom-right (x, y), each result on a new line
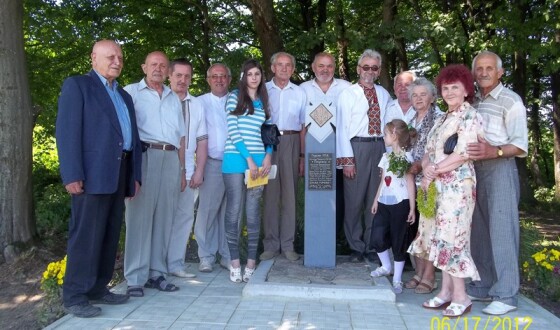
top-left (534, 187), bottom-right (555, 203)
top-left (21, 0), bottom-right (560, 249)
top-left (520, 219), bottom-right (560, 301)
top-left (35, 183), bottom-right (70, 237)
top-left (32, 124), bottom-right (70, 239)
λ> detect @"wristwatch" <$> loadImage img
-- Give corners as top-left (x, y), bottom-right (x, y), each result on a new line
top-left (497, 146), bottom-right (503, 157)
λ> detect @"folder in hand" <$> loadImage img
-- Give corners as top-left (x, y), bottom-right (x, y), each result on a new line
top-left (244, 165), bottom-right (277, 188)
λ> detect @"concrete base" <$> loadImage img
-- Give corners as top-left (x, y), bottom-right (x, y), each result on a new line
top-left (243, 258), bottom-right (396, 302)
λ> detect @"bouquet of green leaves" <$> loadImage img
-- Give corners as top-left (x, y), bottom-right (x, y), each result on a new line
top-left (387, 152), bottom-right (411, 178)
top-left (418, 181), bottom-right (437, 218)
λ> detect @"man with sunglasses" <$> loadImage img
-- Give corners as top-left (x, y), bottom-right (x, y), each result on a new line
top-left (336, 49), bottom-right (401, 263)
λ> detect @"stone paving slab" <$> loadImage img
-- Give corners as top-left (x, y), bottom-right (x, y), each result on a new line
top-left (45, 260), bottom-right (560, 330)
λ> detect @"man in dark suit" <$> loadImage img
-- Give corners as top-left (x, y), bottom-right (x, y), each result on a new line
top-left (56, 39), bottom-right (142, 318)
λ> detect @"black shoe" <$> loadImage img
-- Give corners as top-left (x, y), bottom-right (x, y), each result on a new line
top-left (350, 251), bottom-right (364, 263)
top-left (364, 252), bottom-right (379, 264)
top-left (90, 292), bottom-right (129, 305)
top-left (64, 302), bottom-right (101, 318)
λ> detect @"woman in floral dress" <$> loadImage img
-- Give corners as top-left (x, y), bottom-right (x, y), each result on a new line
top-left (418, 64), bottom-right (483, 317)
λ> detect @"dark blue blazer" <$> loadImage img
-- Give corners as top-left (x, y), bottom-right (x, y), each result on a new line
top-left (56, 70), bottom-right (142, 196)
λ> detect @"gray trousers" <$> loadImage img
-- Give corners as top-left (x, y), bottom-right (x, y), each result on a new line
top-left (343, 140), bottom-right (384, 254)
top-left (224, 173), bottom-right (263, 260)
top-left (467, 157), bottom-right (520, 306)
top-left (167, 183), bottom-right (196, 273)
top-left (194, 158), bottom-right (230, 264)
top-left (124, 149), bottom-right (181, 286)
top-left (263, 134), bottom-right (300, 253)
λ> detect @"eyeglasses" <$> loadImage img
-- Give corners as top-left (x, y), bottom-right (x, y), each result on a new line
top-left (359, 65), bottom-right (380, 72)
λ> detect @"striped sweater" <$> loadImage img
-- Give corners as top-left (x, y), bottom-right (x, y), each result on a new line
top-left (222, 89), bottom-right (272, 174)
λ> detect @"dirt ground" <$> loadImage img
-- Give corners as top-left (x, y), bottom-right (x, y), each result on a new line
top-left (0, 246), bottom-right (63, 329)
top-left (1, 218), bottom-right (559, 330)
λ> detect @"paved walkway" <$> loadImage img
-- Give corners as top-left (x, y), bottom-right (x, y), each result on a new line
top-left (46, 260), bottom-right (560, 330)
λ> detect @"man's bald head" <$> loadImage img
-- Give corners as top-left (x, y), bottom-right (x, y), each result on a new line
top-left (142, 51), bottom-right (169, 86)
top-left (91, 40), bottom-right (123, 83)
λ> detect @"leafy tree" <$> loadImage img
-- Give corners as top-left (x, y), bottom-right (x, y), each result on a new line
top-left (18, 0), bottom-right (560, 249)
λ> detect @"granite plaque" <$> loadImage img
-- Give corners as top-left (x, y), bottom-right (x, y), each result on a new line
top-left (307, 153), bottom-right (333, 190)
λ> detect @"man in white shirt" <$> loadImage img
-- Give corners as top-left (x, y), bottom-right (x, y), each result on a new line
top-left (261, 52), bottom-right (307, 262)
top-left (300, 52), bottom-right (351, 238)
top-left (194, 63), bottom-right (232, 272)
top-left (167, 58), bottom-right (208, 278)
top-left (386, 71), bottom-right (416, 124)
top-left (123, 51), bottom-right (186, 296)
top-left (336, 49), bottom-right (401, 263)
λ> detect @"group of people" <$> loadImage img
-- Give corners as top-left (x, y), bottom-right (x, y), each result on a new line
top-left (55, 41), bottom-right (306, 318)
top-left (56, 39), bottom-right (527, 320)
top-left (345, 50), bottom-right (527, 319)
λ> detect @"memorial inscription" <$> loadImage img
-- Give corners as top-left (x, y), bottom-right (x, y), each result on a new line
top-left (307, 153), bottom-right (333, 190)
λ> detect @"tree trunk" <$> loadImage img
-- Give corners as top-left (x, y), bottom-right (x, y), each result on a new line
top-left (528, 64), bottom-right (545, 186)
top-left (335, 0), bottom-right (350, 81)
top-left (552, 70), bottom-right (560, 200)
top-left (0, 0), bottom-right (36, 264)
top-left (552, 30), bottom-right (560, 201)
top-left (511, 50), bottom-right (535, 204)
top-left (299, 0), bottom-right (328, 75)
top-left (197, 0), bottom-right (211, 70)
top-left (379, 0), bottom-right (396, 90)
top-left (246, 0), bottom-right (284, 79)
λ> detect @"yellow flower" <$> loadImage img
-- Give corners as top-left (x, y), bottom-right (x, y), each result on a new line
top-left (523, 261), bottom-right (529, 268)
top-left (533, 251), bottom-right (546, 263)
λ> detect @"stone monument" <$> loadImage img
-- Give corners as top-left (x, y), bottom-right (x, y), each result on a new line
top-left (304, 99), bottom-right (336, 268)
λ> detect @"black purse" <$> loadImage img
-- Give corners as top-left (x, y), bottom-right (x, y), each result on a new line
top-left (261, 123), bottom-right (280, 150)
top-left (443, 133), bottom-right (458, 155)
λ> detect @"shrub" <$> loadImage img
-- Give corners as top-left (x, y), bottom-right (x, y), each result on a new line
top-left (523, 246), bottom-right (560, 301)
top-left (35, 183), bottom-right (70, 237)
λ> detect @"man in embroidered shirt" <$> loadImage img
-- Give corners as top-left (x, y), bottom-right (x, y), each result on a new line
top-left (336, 49), bottom-right (401, 263)
top-left (386, 71), bottom-right (416, 124)
top-left (123, 51), bottom-right (187, 296)
top-left (300, 52), bottom-right (351, 237)
top-left (194, 63), bottom-right (233, 272)
top-left (466, 51), bottom-right (528, 316)
top-left (167, 58), bottom-right (208, 278)
top-left (261, 52), bottom-right (307, 262)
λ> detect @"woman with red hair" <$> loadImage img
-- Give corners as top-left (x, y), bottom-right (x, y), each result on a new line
top-left (413, 64), bottom-right (483, 317)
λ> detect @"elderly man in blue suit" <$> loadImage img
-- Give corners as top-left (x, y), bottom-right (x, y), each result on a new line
top-left (56, 39), bottom-right (142, 318)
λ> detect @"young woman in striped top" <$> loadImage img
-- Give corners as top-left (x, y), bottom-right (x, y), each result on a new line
top-left (223, 59), bottom-right (273, 283)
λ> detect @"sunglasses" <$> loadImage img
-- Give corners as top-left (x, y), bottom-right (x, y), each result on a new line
top-left (359, 65), bottom-right (380, 72)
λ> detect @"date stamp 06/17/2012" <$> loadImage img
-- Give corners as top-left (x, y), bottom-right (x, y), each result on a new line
top-left (429, 315), bottom-right (533, 330)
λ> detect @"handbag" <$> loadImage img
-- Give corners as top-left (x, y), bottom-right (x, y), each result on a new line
top-left (443, 133), bottom-right (458, 155)
top-left (261, 123), bottom-right (280, 150)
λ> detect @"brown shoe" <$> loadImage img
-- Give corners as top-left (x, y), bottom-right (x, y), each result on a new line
top-left (415, 279), bottom-right (437, 294)
top-left (404, 274), bottom-right (422, 289)
top-left (284, 250), bottom-right (300, 261)
top-left (259, 251), bottom-right (279, 261)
